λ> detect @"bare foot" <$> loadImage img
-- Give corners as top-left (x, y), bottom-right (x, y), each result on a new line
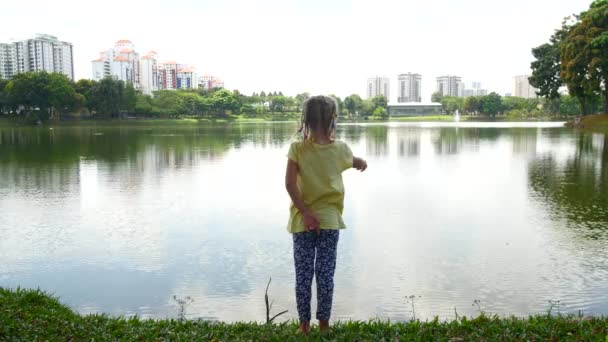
top-left (319, 320), bottom-right (330, 332)
top-left (298, 321), bottom-right (311, 335)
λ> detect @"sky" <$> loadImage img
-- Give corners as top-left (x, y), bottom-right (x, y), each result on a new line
top-left (0, 0), bottom-right (590, 102)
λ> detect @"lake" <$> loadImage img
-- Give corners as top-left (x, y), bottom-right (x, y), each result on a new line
top-left (1, 122), bottom-right (607, 322)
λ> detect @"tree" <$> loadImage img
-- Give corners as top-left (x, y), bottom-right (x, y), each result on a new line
top-left (74, 79), bottom-right (95, 111)
top-left (47, 73), bottom-right (81, 119)
top-left (440, 96), bottom-right (463, 114)
top-left (561, 1), bottom-right (608, 114)
top-left (372, 106), bottom-right (387, 118)
top-left (89, 77), bottom-right (128, 117)
top-left (269, 95), bottom-right (288, 112)
top-left (123, 82), bottom-right (137, 113)
top-left (479, 92), bottom-right (503, 117)
top-left (463, 96), bottom-right (480, 115)
top-left (210, 89), bottom-right (239, 116)
top-left (586, 0), bottom-right (608, 113)
top-left (294, 92), bottom-right (310, 111)
top-left (529, 19), bottom-right (572, 100)
top-left (343, 94), bottom-right (363, 116)
top-left (370, 95), bottom-right (387, 110)
top-left (6, 72), bottom-right (52, 114)
top-left (0, 79), bottom-right (12, 113)
top-left (431, 92), bottom-right (443, 103)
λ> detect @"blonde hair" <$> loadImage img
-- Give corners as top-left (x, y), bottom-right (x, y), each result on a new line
top-left (298, 95), bottom-right (338, 140)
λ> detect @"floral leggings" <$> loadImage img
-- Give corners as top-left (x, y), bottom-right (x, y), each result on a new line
top-left (292, 229), bottom-right (340, 322)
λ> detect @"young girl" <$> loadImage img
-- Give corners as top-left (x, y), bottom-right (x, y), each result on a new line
top-left (285, 95), bottom-right (367, 334)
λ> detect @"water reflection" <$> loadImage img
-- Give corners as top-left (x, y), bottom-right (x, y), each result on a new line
top-left (1, 122), bottom-right (607, 321)
top-left (528, 132), bottom-right (608, 237)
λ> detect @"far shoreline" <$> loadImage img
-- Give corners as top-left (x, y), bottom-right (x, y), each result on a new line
top-left (0, 114), bottom-right (578, 128)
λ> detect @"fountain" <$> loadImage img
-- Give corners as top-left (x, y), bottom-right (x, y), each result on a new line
top-left (454, 109), bottom-right (460, 122)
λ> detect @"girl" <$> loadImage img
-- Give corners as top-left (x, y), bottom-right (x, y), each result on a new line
top-left (285, 95), bottom-right (367, 334)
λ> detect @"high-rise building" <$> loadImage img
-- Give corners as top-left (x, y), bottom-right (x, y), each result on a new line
top-left (397, 73), bottom-right (421, 102)
top-left (366, 76), bottom-right (390, 100)
top-left (157, 61), bottom-right (180, 90)
top-left (0, 43), bottom-right (15, 79)
top-left (199, 74), bottom-right (224, 89)
top-left (140, 51), bottom-right (158, 95)
top-left (513, 75), bottom-right (538, 98)
top-left (0, 34), bottom-right (73, 80)
top-left (92, 39), bottom-right (218, 93)
top-left (462, 81), bottom-right (488, 97)
top-left (436, 75), bottom-right (462, 97)
top-left (91, 40), bottom-right (140, 88)
top-left (177, 67), bottom-right (198, 90)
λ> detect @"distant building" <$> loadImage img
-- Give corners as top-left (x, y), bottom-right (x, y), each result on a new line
top-left (388, 102), bottom-right (443, 116)
top-left (140, 51), bottom-right (158, 95)
top-left (513, 75), bottom-right (538, 98)
top-left (199, 74), bottom-right (224, 89)
top-left (92, 40), bottom-right (204, 94)
top-left (177, 66), bottom-right (198, 89)
top-left (397, 73), bottom-right (421, 103)
top-left (366, 76), bottom-right (390, 100)
top-left (157, 61), bottom-right (180, 90)
top-left (0, 34), bottom-right (74, 80)
top-left (462, 81), bottom-right (488, 97)
top-left (92, 40), bottom-right (141, 88)
top-left (436, 75), bottom-right (462, 97)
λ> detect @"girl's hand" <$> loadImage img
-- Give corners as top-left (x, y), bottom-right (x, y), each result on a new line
top-left (302, 210), bottom-right (320, 233)
top-left (353, 157), bottom-right (367, 171)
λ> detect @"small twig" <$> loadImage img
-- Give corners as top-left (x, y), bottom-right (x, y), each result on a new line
top-left (173, 295), bottom-right (194, 322)
top-left (547, 299), bottom-right (561, 316)
top-left (265, 276), bottom-right (288, 324)
top-left (405, 295), bottom-right (422, 321)
top-left (472, 299), bottom-right (483, 315)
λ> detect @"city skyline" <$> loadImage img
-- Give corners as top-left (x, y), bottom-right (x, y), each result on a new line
top-left (0, 0), bottom-right (588, 101)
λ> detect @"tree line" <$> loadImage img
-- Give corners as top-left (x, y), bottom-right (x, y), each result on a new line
top-left (431, 92), bottom-right (588, 118)
top-left (0, 72), bottom-right (391, 122)
top-left (529, 0), bottom-right (608, 115)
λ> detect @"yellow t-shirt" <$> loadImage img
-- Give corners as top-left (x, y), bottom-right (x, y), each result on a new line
top-left (286, 140), bottom-right (353, 233)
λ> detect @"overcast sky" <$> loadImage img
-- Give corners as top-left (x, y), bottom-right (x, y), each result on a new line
top-left (0, 0), bottom-right (590, 101)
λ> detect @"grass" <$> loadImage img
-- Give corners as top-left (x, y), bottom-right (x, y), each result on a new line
top-left (567, 113), bottom-right (608, 132)
top-left (1, 288), bottom-right (607, 341)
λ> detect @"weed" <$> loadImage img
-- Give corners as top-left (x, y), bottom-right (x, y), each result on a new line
top-left (172, 295), bottom-right (194, 322)
top-left (405, 295), bottom-right (422, 320)
top-left (264, 276), bottom-right (288, 324)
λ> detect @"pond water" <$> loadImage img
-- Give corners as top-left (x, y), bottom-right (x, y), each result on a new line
top-left (1, 122), bottom-right (607, 322)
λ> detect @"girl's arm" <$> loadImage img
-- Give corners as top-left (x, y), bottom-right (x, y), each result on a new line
top-left (353, 156), bottom-right (368, 171)
top-left (285, 159), bottom-right (320, 232)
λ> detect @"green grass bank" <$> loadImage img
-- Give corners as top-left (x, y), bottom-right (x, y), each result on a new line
top-left (567, 114), bottom-right (608, 131)
top-left (1, 288), bottom-right (607, 341)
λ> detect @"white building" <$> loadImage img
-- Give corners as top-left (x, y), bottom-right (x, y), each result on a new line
top-left (199, 74), bottom-right (224, 89)
top-left (0, 34), bottom-right (74, 80)
top-left (366, 76), bottom-right (390, 100)
top-left (462, 81), bottom-right (488, 97)
top-left (436, 75), bottom-right (462, 97)
top-left (177, 67), bottom-right (198, 89)
top-left (0, 43), bottom-right (15, 79)
top-left (140, 51), bottom-right (158, 95)
top-left (513, 75), bottom-right (538, 98)
top-left (157, 61), bottom-right (180, 90)
top-left (397, 73), bottom-right (421, 103)
top-left (91, 40), bottom-right (140, 88)
top-left (92, 39), bottom-right (219, 94)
